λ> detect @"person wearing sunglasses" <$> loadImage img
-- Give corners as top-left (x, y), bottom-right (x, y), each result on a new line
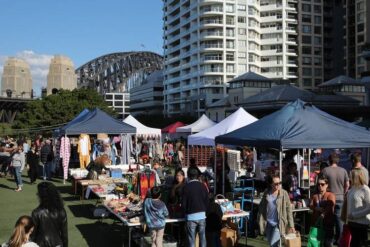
top-left (258, 174), bottom-right (295, 247)
top-left (310, 174), bottom-right (335, 247)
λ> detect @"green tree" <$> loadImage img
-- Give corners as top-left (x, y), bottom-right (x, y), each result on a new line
top-left (13, 88), bottom-right (116, 130)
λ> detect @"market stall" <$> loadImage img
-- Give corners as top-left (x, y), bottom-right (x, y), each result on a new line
top-left (123, 115), bottom-right (162, 162)
top-left (176, 114), bottom-right (215, 134)
top-left (215, 99), bottom-right (370, 193)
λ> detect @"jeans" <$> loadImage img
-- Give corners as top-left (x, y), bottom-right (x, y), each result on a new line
top-left (334, 200), bottom-right (343, 242)
top-left (266, 223), bottom-right (280, 247)
top-left (186, 219), bottom-right (206, 247)
top-left (151, 228), bottom-right (164, 247)
top-left (43, 161), bottom-right (52, 179)
top-left (13, 166), bottom-right (23, 187)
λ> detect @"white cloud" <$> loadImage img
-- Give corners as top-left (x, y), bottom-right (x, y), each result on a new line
top-left (0, 50), bottom-right (54, 96)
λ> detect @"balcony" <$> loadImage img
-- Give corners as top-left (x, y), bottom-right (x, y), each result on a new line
top-left (200, 31), bottom-right (224, 39)
top-left (200, 7), bottom-right (223, 16)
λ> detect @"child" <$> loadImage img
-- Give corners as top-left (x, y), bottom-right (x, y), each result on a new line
top-left (2, 215), bottom-right (39, 247)
top-left (144, 186), bottom-right (169, 247)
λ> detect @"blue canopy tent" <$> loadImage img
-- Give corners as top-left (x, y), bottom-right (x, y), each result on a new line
top-left (61, 108), bottom-right (136, 135)
top-left (215, 99), bottom-right (370, 193)
top-left (53, 108), bottom-right (91, 137)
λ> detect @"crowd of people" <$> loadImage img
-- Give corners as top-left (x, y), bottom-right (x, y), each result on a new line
top-left (1, 133), bottom-right (370, 247)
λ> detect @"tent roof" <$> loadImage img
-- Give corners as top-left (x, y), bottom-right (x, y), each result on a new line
top-left (162, 122), bottom-right (185, 133)
top-left (228, 71), bottom-right (272, 84)
top-left (176, 114), bottom-right (216, 133)
top-left (215, 99), bottom-right (370, 149)
top-left (123, 115), bottom-right (161, 136)
top-left (319, 75), bottom-right (362, 87)
top-left (56, 108), bottom-right (91, 135)
top-left (62, 108), bottom-right (136, 135)
top-left (188, 107), bottom-right (258, 146)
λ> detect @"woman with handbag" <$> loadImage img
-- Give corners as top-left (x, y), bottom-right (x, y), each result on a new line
top-left (169, 168), bottom-right (186, 218)
top-left (309, 174), bottom-right (335, 247)
top-left (341, 168), bottom-right (370, 247)
top-left (12, 146), bottom-right (26, 192)
top-left (257, 174), bottom-right (295, 247)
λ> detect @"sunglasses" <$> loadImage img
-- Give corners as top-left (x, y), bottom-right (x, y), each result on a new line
top-left (273, 182), bottom-right (282, 186)
top-left (318, 183), bottom-right (327, 186)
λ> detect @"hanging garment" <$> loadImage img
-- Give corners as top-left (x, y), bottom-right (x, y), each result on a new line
top-left (139, 170), bottom-right (156, 199)
top-left (78, 134), bottom-right (91, 168)
top-left (120, 134), bottom-right (133, 164)
top-left (60, 136), bottom-right (71, 180)
top-left (111, 143), bottom-right (118, 165)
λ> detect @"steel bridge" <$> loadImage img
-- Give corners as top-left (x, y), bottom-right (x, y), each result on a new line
top-left (75, 51), bottom-right (163, 94)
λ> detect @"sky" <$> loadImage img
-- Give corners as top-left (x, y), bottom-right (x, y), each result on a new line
top-left (0, 0), bottom-right (163, 95)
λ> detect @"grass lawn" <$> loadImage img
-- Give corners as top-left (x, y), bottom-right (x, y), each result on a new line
top-left (0, 171), bottom-right (270, 247)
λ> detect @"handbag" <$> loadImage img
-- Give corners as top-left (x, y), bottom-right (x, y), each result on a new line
top-left (339, 224), bottom-right (351, 247)
top-left (215, 194), bottom-right (234, 213)
top-left (307, 217), bottom-right (325, 247)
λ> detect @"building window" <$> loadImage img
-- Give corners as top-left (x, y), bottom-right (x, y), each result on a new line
top-left (357, 2), bottom-right (364, 11)
top-left (314, 36), bottom-right (321, 45)
top-left (302, 4), bottom-right (311, 12)
top-left (314, 16), bottom-right (321, 24)
top-left (237, 4), bottom-right (246, 11)
top-left (314, 57), bottom-right (322, 65)
top-left (226, 64), bottom-right (235, 73)
top-left (302, 25), bottom-right (311, 33)
top-left (314, 68), bottom-right (322, 76)
top-left (302, 36), bottom-right (311, 44)
top-left (358, 34), bottom-right (364, 43)
top-left (358, 13), bottom-right (364, 22)
top-left (358, 23), bottom-right (364, 32)
top-left (226, 4), bottom-right (234, 13)
top-left (238, 40), bottom-right (246, 47)
top-left (115, 94), bottom-right (123, 100)
top-left (303, 57), bottom-right (312, 65)
top-left (302, 14), bottom-right (311, 23)
top-left (303, 78), bottom-right (312, 86)
top-left (238, 28), bottom-right (246, 35)
top-left (314, 5), bottom-right (321, 13)
top-left (238, 52), bottom-right (246, 58)
top-left (314, 26), bottom-right (321, 34)
top-left (238, 17), bottom-right (246, 23)
top-left (303, 68), bottom-right (312, 76)
top-left (302, 46), bottom-right (312, 54)
top-left (314, 47), bottom-right (322, 55)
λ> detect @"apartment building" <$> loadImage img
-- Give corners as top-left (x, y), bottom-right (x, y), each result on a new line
top-left (163, 0), bottom-right (301, 117)
top-left (104, 93), bottom-right (130, 119)
top-left (344, 0), bottom-right (370, 79)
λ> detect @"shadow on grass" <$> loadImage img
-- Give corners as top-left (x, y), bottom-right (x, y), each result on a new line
top-left (76, 222), bottom-right (123, 247)
top-left (0, 183), bottom-right (14, 190)
top-left (56, 185), bottom-right (74, 195)
top-left (68, 204), bottom-right (96, 219)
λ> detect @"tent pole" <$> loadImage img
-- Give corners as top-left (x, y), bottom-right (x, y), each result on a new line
top-left (187, 144), bottom-right (190, 167)
top-left (297, 149), bottom-right (300, 187)
top-left (222, 147), bottom-right (225, 195)
top-left (135, 134), bottom-right (138, 162)
top-left (214, 145), bottom-right (217, 195)
top-left (279, 147), bottom-right (283, 181)
top-left (308, 149), bottom-right (311, 198)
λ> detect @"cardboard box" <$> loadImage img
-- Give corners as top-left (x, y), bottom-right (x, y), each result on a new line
top-left (221, 227), bottom-right (237, 247)
top-left (284, 232), bottom-right (301, 247)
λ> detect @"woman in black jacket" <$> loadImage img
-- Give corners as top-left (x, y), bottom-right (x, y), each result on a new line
top-left (27, 144), bottom-right (39, 184)
top-left (31, 182), bottom-right (68, 247)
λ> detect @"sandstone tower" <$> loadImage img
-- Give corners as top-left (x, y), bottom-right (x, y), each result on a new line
top-left (47, 55), bottom-right (77, 95)
top-left (1, 57), bottom-right (32, 98)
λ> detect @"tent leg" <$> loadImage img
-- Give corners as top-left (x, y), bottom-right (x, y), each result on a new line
top-left (308, 149), bottom-right (311, 198)
top-left (214, 146), bottom-right (217, 195)
top-left (279, 147), bottom-right (283, 181)
top-left (187, 144), bottom-right (190, 167)
top-left (135, 135), bottom-right (138, 162)
top-left (297, 149), bottom-right (300, 187)
top-left (222, 149), bottom-right (225, 195)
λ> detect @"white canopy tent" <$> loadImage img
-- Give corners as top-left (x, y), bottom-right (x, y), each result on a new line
top-left (123, 115), bottom-right (161, 137)
top-left (188, 108), bottom-right (258, 146)
top-left (176, 114), bottom-right (216, 133)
